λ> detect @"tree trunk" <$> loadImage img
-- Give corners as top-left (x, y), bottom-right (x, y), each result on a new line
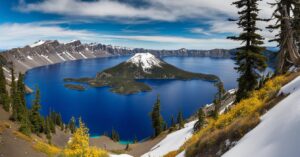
top-left (277, 4), bottom-right (300, 74)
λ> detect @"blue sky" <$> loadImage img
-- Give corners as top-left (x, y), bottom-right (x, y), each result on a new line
top-left (0, 0), bottom-right (276, 50)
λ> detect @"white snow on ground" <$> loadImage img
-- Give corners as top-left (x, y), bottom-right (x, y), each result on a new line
top-left (222, 76), bottom-right (300, 157)
top-left (142, 120), bottom-right (196, 157)
top-left (30, 40), bottom-right (45, 48)
top-left (278, 76), bottom-right (300, 95)
top-left (110, 154), bottom-right (133, 157)
top-left (176, 151), bottom-right (185, 157)
top-left (56, 53), bottom-right (66, 61)
top-left (17, 60), bottom-right (31, 69)
top-left (219, 101), bottom-right (234, 114)
top-left (127, 53), bottom-right (162, 72)
top-left (27, 56), bottom-right (33, 60)
top-left (79, 52), bottom-right (87, 59)
top-left (228, 89), bottom-right (237, 94)
top-left (2, 67), bottom-right (10, 73)
top-left (64, 51), bottom-right (76, 60)
top-left (41, 55), bottom-right (54, 64)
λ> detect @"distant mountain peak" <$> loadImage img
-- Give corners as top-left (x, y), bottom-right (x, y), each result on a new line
top-left (126, 53), bottom-right (162, 72)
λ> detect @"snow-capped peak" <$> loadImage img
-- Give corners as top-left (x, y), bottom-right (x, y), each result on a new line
top-left (30, 40), bottom-right (46, 48)
top-left (127, 53), bottom-right (162, 71)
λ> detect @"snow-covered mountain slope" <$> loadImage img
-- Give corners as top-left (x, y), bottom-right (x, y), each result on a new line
top-left (29, 40), bottom-right (46, 48)
top-left (222, 76), bottom-right (300, 157)
top-left (126, 53), bottom-right (162, 72)
top-left (142, 121), bottom-right (196, 157)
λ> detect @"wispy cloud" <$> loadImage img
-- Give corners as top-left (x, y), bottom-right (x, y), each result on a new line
top-left (0, 23), bottom-right (95, 49)
top-left (17, 0), bottom-right (237, 22)
top-left (0, 22), bottom-right (242, 50)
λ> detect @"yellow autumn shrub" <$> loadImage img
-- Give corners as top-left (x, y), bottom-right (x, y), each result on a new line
top-left (62, 118), bottom-right (109, 157)
top-left (33, 141), bottom-right (61, 156)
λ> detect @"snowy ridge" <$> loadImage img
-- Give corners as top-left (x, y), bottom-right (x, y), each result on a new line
top-left (126, 53), bottom-right (162, 72)
top-left (142, 120), bottom-right (196, 157)
top-left (223, 76), bottom-right (300, 157)
top-left (29, 40), bottom-right (46, 48)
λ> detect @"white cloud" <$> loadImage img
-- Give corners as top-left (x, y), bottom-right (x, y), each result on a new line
top-left (0, 23), bottom-right (96, 49)
top-left (17, 0), bottom-right (237, 22)
top-left (0, 22), bottom-right (242, 50)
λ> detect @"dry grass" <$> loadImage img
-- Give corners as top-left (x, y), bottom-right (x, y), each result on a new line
top-left (33, 141), bottom-right (61, 157)
top-left (164, 72), bottom-right (299, 157)
top-left (0, 121), bottom-right (10, 134)
top-left (13, 131), bottom-right (32, 142)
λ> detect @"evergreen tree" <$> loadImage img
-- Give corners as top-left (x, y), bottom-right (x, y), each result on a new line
top-left (44, 117), bottom-right (52, 144)
top-left (151, 95), bottom-right (164, 137)
top-left (110, 128), bottom-right (120, 142)
top-left (133, 135), bottom-right (138, 143)
top-left (170, 115), bottom-right (175, 128)
top-left (0, 65), bottom-right (9, 111)
top-left (19, 110), bottom-right (31, 136)
top-left (68, 116), bottom-right (76, 134)
top-left (177, 111), bottom-right (184, 129)
top-left (16, 73), bottom-right (27, 122)
top-left (29, 87), bottom-right (43, 134)
top-left (228, 0), bottom-right (267, 102)
top-left (194, 108), bottom-right (205, 132)
top-left (10, 68), bottom-right (18, 121)
top-left (267, 0), bottom-right (300, 74)
top-left (212, 82), bottom-right (225, 118)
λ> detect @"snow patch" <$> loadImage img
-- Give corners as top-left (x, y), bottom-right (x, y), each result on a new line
top-left (41, 54), bottom-right (53, 64)
top-left (222, 76), bottom-right (300, 157)
top-left (30, 40), bottom-right (45, 48)
top-left (127, 53), bottom-right (162, 72)
top-left (27, 56), bottom-right (33, 60)
top-left (64, 51), bottom-right (76, 60)
top-left (56, 53), bottom-right (66, 61)
top-left (176, 151), bottom-right (186, 157)
top-left (142, 120), bottom-right (196, 157)
top-left (278, 76), bottom-right (300, 95)
top-left (228, 89), bottom-right (237, 95)
top-left (219, 101), bottom-right (234, 114)
top-left (2, 67), bottom-right (10, 73)
top-left (79, 52), bottom-right (87, 59)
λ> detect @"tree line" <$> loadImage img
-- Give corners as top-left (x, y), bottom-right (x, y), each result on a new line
top-left (0, 65), bottom-right (81, 143)
top-left (150, 95), bottom-right (185, 137)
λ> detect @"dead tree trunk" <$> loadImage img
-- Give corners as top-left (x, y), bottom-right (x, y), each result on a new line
top-left (277, 4), bottom-right (300, 74)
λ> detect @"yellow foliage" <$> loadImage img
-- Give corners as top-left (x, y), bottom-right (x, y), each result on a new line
top-left (13, 131), bottom-right (32, 142)
top-left (164, 74), bottom-right (296, 157)
top-left (62, 119), bottom-right (109, 157)
top-left (33, 141), bottom-right (61, 156)
top-left (0, 121), bottom-right (10, 133)
top-left (67, 119), bottom-right (89, 150)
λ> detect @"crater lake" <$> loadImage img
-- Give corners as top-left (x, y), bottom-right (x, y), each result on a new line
top-left (25, 56), bottom-right (239, 141)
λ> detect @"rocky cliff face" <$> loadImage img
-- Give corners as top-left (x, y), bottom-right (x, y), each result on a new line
top-left (0, 40), bottom-right (232, 75)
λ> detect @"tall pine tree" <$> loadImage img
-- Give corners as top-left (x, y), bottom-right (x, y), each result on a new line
top-left (151, 95), bottom-right (164, 137)
top-left (68, 116), bottom-right (76, 134)
top-left (30, 87), bottom-right (43, 134)
top-left (177, 111), bottom-right (184, 129)
top-left (10, 67), bottom-right (18, 121)
top-left (228, 0), bottom-right (267, 102)
top-left (0, 65), bottom-right (9, 111)
top-left (194, 108), bottom-right (205, 132)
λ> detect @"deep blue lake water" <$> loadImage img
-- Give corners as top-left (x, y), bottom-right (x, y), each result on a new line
top-left (25, 56), bottom-right (239, 141)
